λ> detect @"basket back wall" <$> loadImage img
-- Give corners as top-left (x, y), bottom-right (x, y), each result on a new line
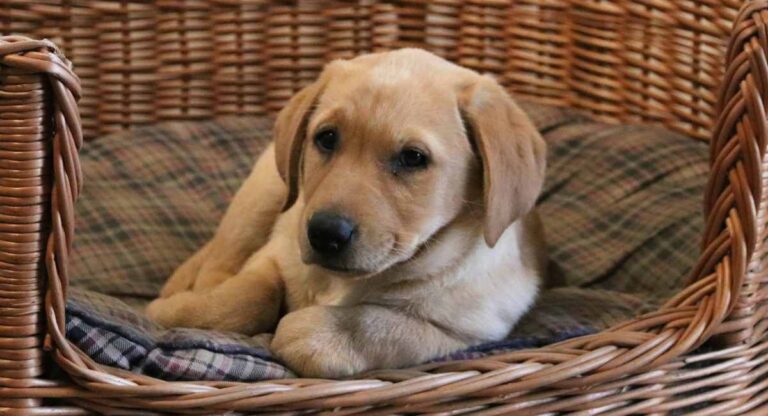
top-left (1, 1), bottom-right (740, 141)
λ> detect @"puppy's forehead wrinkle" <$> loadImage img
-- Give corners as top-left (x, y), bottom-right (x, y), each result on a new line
top-left (320, 90), bottom-right (468, 157)
top-left (337, 162), bottom-right (386, 199)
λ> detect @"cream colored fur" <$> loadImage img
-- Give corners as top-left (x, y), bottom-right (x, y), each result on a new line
top-left (147, 49), bottom-right (548, 378)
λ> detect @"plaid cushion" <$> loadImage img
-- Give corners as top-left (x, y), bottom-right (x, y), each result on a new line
top-left (66, 101), bottom-right (708, 380)
top-left (67, 288), bottom-right (290, 380)
top-left (527, 102), bottom-right (707, 301)
top-left (70, 117), bottom-right (272, 301)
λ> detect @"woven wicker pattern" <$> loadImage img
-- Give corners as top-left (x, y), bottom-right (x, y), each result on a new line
top-left (0, 37), bottom-right (50, 411)
top-left (0, 1), bottom-right (740, 141)
top-left (0, 36), bottom-right (82, 412)
top-left (2, 0), bottom-right (768, 414)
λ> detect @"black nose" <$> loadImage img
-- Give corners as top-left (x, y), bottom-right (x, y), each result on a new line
top-left (307, 212), bottom-right (356, 255)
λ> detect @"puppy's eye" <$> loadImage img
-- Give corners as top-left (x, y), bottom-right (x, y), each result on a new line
top-left (397, 148), bottom-right (429, 170)
top-left (314, 128), bottom-right (339, 153)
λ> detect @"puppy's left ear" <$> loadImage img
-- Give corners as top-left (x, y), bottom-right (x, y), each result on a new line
top-left (460, 76), bottom-right (547, 247)
top-left (273, 79), bottom-right (326, 211)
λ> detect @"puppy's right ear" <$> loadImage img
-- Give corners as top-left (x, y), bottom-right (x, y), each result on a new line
top-left (273, 80), bottom-right (326, 211)
top-left (459, 76), bottom-right (546, 248)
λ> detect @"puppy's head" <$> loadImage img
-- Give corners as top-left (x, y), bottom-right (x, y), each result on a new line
top-left (275, 49), bottom-right (546, 277)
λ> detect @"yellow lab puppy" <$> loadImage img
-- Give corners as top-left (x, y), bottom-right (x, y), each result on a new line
top-left (147, 49), bottom-right (547, 378)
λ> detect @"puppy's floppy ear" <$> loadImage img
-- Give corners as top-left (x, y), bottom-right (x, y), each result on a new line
top-left (273, 79), bottom-right (326, 211)
top-left (459, 76), bottom-right (546, 247)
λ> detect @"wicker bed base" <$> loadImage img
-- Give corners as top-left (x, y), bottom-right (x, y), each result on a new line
top-left (2, 1), bottom-right (768, 414)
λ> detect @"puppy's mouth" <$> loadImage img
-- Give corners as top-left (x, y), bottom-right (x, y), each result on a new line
top-left (387, 215), bottom-right (465, 270)
top-left (302, 253), bottom-right (378, 278)
top-left (314, 261), bottom-right (372, 277)
top-left (302, 227), bottom-right (449, 279)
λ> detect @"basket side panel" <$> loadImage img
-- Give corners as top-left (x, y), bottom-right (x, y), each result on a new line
top-left (0, 54), bottom-right (51, 409)
top-left (705, 1), bottom-right (768, 346)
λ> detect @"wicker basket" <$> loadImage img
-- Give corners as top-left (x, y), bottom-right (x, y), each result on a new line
top-left (1, 0), bottom-right (767, 414)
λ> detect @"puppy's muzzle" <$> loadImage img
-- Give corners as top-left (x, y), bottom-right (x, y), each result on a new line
top-left (307, 212), bottom-right (356, 258)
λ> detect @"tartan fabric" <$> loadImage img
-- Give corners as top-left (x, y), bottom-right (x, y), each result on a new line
top-left (66, 101), bottom-right (708, 380)
top-left (529, 103), bottom-right (708, 301)
top-left (67, 288), bottom-right (291, 380)
top-left (70, 117), bottom-right (272, 300)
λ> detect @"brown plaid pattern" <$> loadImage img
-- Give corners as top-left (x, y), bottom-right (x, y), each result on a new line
top-left (66, 101), bottom-right (707, 380)
top-left (70, 117), bottom-right (272, 300)
top-left (524, 101), bottom-right (708, 302)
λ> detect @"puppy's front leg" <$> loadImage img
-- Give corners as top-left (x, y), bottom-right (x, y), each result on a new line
top-left (147, 256), bottom-right (283, 335)
top-left (161, 143), bottom-right (287, 295)
top-left (271, 305), bottom-right (467, 378)
top-left (158, 242), bottom-right (211, 298)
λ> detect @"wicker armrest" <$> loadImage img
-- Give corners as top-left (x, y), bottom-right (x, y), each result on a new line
top-left (0, 36), bottom-right (81, 410)
top-left (706, 1), bottom-right (768, 346)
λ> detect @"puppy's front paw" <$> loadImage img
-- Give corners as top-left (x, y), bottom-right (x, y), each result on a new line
top-left (271, 307), bottom-right (366, 378)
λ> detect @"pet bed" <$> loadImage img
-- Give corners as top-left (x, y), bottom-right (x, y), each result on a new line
top-left (1, 1), bottom-right (767, 414)
top-left (64, 102), bottom-right (706, 381)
